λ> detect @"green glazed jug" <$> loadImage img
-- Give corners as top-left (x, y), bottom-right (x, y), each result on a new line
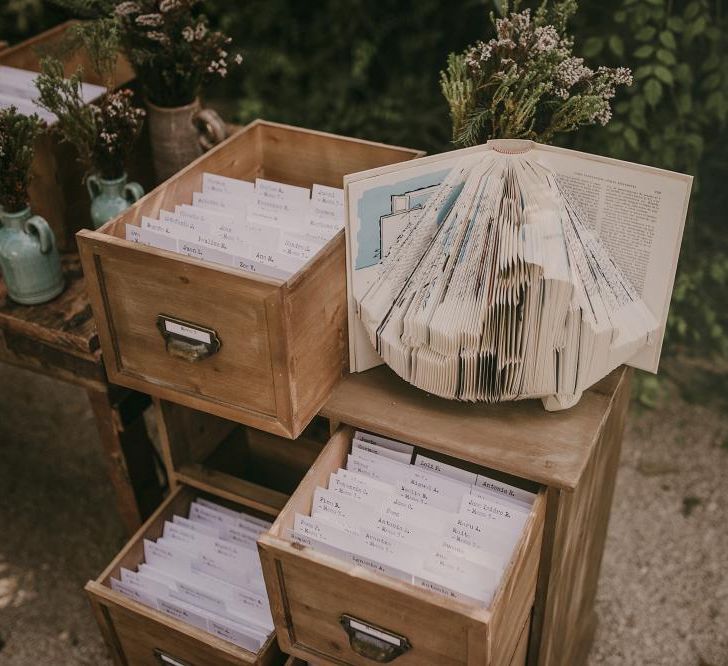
top-left (0, 207), bottom-right (64, 305)
top-left (87, 173), bottom-right (144, 229)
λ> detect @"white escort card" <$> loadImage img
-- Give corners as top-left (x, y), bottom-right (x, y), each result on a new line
top-left (110, 498), bottom-right (274, 653)
top-left (292, 431), bottom-right (535, 607)
top-left (125, 173), bottom-right (345, 280)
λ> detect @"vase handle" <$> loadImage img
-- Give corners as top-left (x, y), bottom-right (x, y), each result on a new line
top-left (25, 215), bottom-right (55, 254)
top-left (124, 181), bottom-right (145, 204)
top-left (86, 174), bottom-right (101, 199)
top-left (194, 108), bottom-right (227, 151)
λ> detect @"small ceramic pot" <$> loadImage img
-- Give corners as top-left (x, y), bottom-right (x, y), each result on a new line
top-left (87, 173), bottom-right (144, 229)
top-left (0, 206), bottom-right (64, 305)
top-left (145, 97), bottom-right (227, 183)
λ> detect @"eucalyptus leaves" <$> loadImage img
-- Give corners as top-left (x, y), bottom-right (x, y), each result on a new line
top-left (441, 0), bottom-right (632, 146)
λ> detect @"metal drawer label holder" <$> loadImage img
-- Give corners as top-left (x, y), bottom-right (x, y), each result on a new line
top-left (154, 649), bottom-right (192, 666)
top-left (340, 614), bottom-right (412, 662)
top-left (156, 314), bottom-right (221, 362)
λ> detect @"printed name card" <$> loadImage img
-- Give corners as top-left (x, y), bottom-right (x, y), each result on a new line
top-left (125, 173), bottom-right (345, 280)
top-left (292, 431), bottom-right (534, 607)
top-left (110, 498), bottom-right (275, 653)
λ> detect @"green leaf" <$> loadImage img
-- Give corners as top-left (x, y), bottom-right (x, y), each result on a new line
top-left (675, 63), bottom-right (693, 85)
top-left (634, 45), bottom-right (655, 59)
top-left (582, 37), bottom-right (604, 57)
top-left (614, 10), bottom-right (627, 23)
top-left (656, 49), bottom-right (676, 65)
top-left (654, 65), bottom-right (674, 85)
top-left (685, 1), bottom-right (701, 20)
top-left (609, 35), bottom-right (624, 57)
top-left (667, 16), bottom-right (684, 32)
top-left (702, 54), bottom-right (721, 72)
top-left (635, 26), bottom-right (657, 41)
top-left (644, 78), bottom-right (663, 107)
top-left (634, 64), bottom-right (654, 81)
top-left (624, 127), bottom-right (639, 151)
top-left (676, 92), bottom-right (692, 114)
top-left (659, 31), bottom-right (676, 49)
top-left (702, 72), bottom-right (722, 91)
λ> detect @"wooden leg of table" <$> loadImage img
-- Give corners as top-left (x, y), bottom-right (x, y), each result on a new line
top-left (87, 386), bottom-right (164, 534)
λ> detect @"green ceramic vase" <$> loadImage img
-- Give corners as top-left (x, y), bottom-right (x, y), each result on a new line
top-left (87, 173), bottom-right (144, 229)
top-left (0, 207), bottom-right (64, 305)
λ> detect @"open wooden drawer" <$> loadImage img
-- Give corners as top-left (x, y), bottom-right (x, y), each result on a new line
top-left (258, 426), bottom-right (546, 666)
top-left (86, 485), bottom-right (287, 666)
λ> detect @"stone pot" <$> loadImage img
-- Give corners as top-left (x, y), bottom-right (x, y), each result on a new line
top-left (0, 206), bottom-right (64, 305)
top-left (145, 97), bottom-right (227, 183)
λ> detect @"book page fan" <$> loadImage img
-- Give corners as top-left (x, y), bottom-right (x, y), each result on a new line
top-left (347, 139), bottom-right (689, 411)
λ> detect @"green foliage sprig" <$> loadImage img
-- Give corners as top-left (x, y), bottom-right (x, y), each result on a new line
top-left (441, 0), bottom-right (632, 146)
top-left (0, 108), bottom-right (45, 213)
top-left (35, 57), bottom-right (145, 179)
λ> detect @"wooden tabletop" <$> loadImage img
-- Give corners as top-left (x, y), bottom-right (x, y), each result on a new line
top-left (0, 252), bottom-right (105, 389)
top-left (322, 364), bottom-right (631, 491)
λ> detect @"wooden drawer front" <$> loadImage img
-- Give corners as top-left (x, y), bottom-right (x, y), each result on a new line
top-left (78, 120), bottom-right (423, 438)
top-left (258, 428), bottom-right (546, 666)
top-left (90, 241), bottom-right (280, 416)
top-left (86, 485), bottom-right (284, 666)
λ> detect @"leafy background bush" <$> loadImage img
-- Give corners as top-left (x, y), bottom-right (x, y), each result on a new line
top-left (2, 0), bottom-right (727, 371)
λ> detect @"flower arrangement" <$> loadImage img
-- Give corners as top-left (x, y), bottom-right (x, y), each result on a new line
top-left (0, 108), bottom-right (45, 213)
top-left (34, 58), bottom-right (145, 180)
top-left (440, 0), bottom-right (632, 146)
top-left (53, 0), bottom-right (243, 108)
top-left (114, 0), bottom-right (242, 106)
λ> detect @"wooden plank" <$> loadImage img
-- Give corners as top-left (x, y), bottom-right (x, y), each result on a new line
top-left (530, 368), bottom-right (632, 666)
top-left (0, 253), bottom-right (99, 359)
top-left (176, 465), bottom-right (288, 517)
top-left (322, 365), bottom-right (627, 490)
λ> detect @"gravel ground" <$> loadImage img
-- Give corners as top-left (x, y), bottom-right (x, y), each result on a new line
top-left (0, 362), bottom-right (726, 665)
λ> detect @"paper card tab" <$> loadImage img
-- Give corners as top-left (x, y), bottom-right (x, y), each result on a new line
top-left (352, 436), bottom-right (413, 464)
top-left (312, 183), bottom-right (344, 206)
top-left (414, 454), bottom-right (477, 485)
top-left (256, 178), bottom-right (311, 204)
top-left (203, 172), bottom-right (254, 198)
top-left (473, 476), bottom-right (536, 507)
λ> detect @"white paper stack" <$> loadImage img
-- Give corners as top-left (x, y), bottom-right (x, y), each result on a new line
top-left (110, 498), bottom-right (275, 652)
top-left (126, 174), bottom-right (345, 280)
top-left (292, 432), bottom-right (535, 607)
top-left (0, 65), bottom-right (106, 123)
top-left (355, 148), bottom-right (659, 407)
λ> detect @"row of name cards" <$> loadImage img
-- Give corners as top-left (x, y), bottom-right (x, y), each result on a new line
top-left (126, 173), bottom-right (345, 280)
top-left (292, 432), bottom-right (536, 606)
top-left (111, 498), bottom-right (274, 652)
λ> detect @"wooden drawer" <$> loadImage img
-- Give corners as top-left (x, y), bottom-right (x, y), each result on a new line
top-left (78, 120), bottom-right (422, 438)
top-left (86, 484), bottom-right (286, 666)
top-left (258, 427), bottom-right (546, 666)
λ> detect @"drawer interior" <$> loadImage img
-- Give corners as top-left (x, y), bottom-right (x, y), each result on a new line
top-left (88, 485), bottom-right (282, 665)
top-left (158, 400), bottom-right (329, 514)
top-left (260, 426), bottom-right (546, 665)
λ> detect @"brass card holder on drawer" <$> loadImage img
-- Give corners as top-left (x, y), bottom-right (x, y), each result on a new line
top-left (340, 614), bottom-right (412, 662)
top-left (156, 314), bottom-right (221, 362)
top-left (154, 648), bottom-right (192, 666)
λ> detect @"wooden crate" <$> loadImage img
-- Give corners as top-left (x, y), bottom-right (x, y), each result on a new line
top-left (77, 120), bottom-right (423, 438)
top-left (0, 21), bottom-right (142, 252)
top-left (257, 426), bottom-right (546, 666)
top-left (86, 484), bottom-right (287, 666)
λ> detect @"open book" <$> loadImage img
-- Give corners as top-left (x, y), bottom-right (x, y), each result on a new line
top-left (344, 139), bottom-right (692, 409)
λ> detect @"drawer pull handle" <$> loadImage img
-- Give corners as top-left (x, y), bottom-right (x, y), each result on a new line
top-left (154, 649), bottom-right (191, 666)
top-left (340, 614), bottom-right (411, 662)
top-left (157, 314), bottom-right (221, 362)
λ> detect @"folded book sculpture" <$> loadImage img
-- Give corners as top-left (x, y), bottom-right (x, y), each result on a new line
top-left (346, 140), bottom-right (692, 410)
